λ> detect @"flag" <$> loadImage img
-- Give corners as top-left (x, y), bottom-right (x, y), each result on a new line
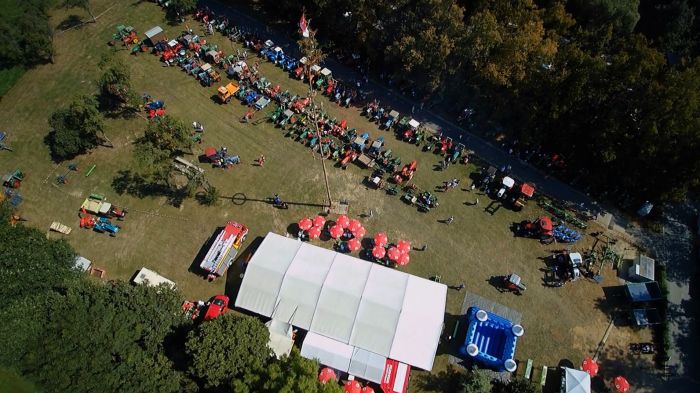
top-left (299, 12), bottom-right (310, 38)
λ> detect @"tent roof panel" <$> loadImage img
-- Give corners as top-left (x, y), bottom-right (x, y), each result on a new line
top-left (301, 332), bottom-right (353, 371)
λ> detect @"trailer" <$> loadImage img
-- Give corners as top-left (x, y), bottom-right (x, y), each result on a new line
top-left (200, 221), bottom-right (249, 280)
top-left (132, 267), bottom-right (176, 289)
top-left (80, 194), bottom-right (128, 220)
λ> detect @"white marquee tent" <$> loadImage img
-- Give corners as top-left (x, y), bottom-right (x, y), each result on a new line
top-left (235, 233), bottom-right (447, 380)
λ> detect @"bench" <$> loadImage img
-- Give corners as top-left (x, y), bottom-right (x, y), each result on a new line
top-left (540, 366), bottom-right (548, 386)
top-left (524, 359), bottom-right (533, 380)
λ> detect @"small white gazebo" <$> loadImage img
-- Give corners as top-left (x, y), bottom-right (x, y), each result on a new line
top-left (561, 367), bottom-right (591, 393)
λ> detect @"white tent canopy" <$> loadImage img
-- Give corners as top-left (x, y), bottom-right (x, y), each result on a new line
top-left (236, 232), bottom-right (447, 371)
top-left (266, 319), bottom-right (294, 359)
top-left (562, 368), bottom-right (591, 393)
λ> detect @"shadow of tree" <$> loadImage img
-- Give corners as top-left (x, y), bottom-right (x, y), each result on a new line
top-left (57, 15), bottom-right (84, 30)
top-left (112, 169), bottom-right (185, 205)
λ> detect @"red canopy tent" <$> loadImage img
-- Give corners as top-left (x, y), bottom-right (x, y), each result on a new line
top-left (313, 215), bottom-right (326, 228)
top-left (581, 357), bottom-right (598, 377)
top-left (374, 232), bottom-right (388, 247)
top-left (396, 253), bottom-right (410, 266)
top-left (318, 367), bottom-right (336, 383)
top-left (352, 226), bottom-right (366, 239)
top-left (336, 215), bottom-right (350, 228)
top-left (387, 247), bottom-right (401, 262)
top-left (347, 238), bottom-right (361, 252)
top-left (330, 224), bottom-right (345, 239)
top-left (396, 240), bottom-right (411, 254)
top-left (307, 225), bottom-right (322, 239)
top-left (348, 219), bottom-right (362, 233)
top-left (521, 183), bottom-right (535, 198)
top-left (372, 245), bottom-right (386, 259)
top-left (298, 217), bottom-right (313, 231)
top-left (344, 380), bottom-right (362, 393)
top-left (614, 376), bottom-right (630, 393)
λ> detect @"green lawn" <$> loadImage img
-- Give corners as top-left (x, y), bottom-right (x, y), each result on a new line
top-left (0, 1), bottom-right (650, 391)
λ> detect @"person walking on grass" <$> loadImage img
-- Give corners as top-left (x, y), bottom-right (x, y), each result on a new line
top-left (446, 215), bottom-right (454, 225)
top-left (258, 154), bottom-right (265, 167)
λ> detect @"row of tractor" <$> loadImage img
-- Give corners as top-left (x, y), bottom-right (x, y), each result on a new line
top-left (78, 194), bottom-right (127, 236)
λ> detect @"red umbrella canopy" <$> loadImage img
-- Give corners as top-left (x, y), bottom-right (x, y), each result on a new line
top-left (372, 245), bottom-right (386, 259)
top-left (348, 219), bottom-right (362, 232)
top-left (313, 215), bottom-right (326, 228)
top-left (581, 357), bottom-right (598, 377)
top-left (330, 224), bottom-right (345, 239)
top-left (397, 240), bottom-right (411, 254)
top-left (307, 225), bottom-right (322, 240)
top-left (352, 226), bottom-right (366, 239)
top-left (614, 376), bottom-right (630, 393)
top-left (396, 253), bottom-right (410, 266)
top-left (361, 387), bottom-right (375, 393)
top-left (347, 238), bottom-right (361, 252)
top-left (374, 232), bottom-right (388, 247)
top-left (387, 247), bottom-right (402, 262)
top-left (336, 215), bottom-right (350, 228)
top-left (318, 367), bottom-right (336, 383)
top-left (344, 380), bottom-right (362, 393)
top-left (298, 217), bottom-right (313, 231)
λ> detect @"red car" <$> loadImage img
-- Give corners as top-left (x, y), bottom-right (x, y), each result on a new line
top-left (203, 295), bottom-right (229, 321)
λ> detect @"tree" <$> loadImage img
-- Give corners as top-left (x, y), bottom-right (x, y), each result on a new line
top-left (63, 0), bottom-right (96, 23)
top-left (569, 0), bottom-right (640, 33)
top-left (252, 348), bottom-right (343, 393)
top-left (199, 184), bottom-right (220, 206)
top-left (461, 368), bottom-right (492, 393)
top-left (143, 115), bottom-right (192, 154)
top-left (17, 281), bottom-right (186, 393)
top-left (98, 57), bottom-right (139, 111)
top-left (0, 0), bottom-right (53, 68)
top-left (186, 314), bottom-right (271, 388)
top-left (0, 203), bottom-right (78, 301)
top-left (46, 95), bottom-right (104, 160)
top-left (493, 377), bottom-right (539, 393)
top-left (170, 0), bottom-right (198, 16)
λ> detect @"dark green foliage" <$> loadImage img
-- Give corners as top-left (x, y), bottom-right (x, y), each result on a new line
top-left (170, 0), bottom-right (198, 15)
top-left (0, 205), bottom-right (77, 301)
top-left (493, 377), bottom-right (539, 393)
top-left (199, 185), bottom-right (220, 206)
top-left (19, 281), bottom-right (185, 393)
top-left (250, 348), bottom-right (344, 393)
top-left (461, 368), bottom-right (492, 393)
top-left (185, 314), bottom-right (271, 388)
top-left (46, 95), bottom-right (105, 160)
top-left (98, 56), bottom-right (139, 110)
top-left (0, 0), bottom-right (53, 68)
top-left (63, 0), bottom-right (96, 22)
top-left (569, 0), bottom-right (641, 33)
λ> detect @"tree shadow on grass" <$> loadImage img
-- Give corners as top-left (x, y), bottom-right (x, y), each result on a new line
top-left (112, 169), bottom-right (188, 206)
top-left (57, 15), bottom-right (84, 30)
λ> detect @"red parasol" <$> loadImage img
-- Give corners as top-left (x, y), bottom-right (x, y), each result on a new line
top-left (318, 367), bottom-right (336, 383)
top-left (313, 215), bottom-right (326, 228)
top-left (348, 219), bottom-right (362, 232)
top-left (347, 238), bottom-right (361, 252)
top-left (396, 253), bottom-right (410, 266)
top-left (374, 232), bottom-right (388, 247)
top-left (614, 376), bottom-right (630, 393)
top-left (330, 224), bottom-right (345, 239)
top-left (397, 240), bottom-right (411, 254)
top-left (521, 183), bottom-right (535, 198)
top-left (352, 226), bottom-right (366, 239)
top-left (372, 245), bottom-right (386, 259)
top-left (344, 380), bottom-right (362, 393)
top-left (361, 387), bottom-right (375, 393)
top-left (336, 215), bottom-right (350, 228)
top-left (307, 225), bottom-right (322, 240)
top-left (581, 357), bottom-right (598, 377)
top-left (387, 247), bottom-right (402, 262)
top-left (298, 217), bottom-right (313, 231)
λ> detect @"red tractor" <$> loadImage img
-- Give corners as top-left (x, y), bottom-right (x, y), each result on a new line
top-left (513, 216), bottom-right (555, 244)
top-left (393, 160), bottom-right (417, 184)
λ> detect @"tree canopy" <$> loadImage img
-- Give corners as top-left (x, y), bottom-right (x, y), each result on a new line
top-left (185, 313), bottom-right (271, 388)
top-left (46, 95), bottom-right (105, 161)
top-left (0, 0), bottom-right (53, 68)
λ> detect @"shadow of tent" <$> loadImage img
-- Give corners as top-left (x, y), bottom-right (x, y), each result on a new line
top-left (437, 313), bottom-right (467, 358)
top-left (224, 236), bottom-right (265, 301)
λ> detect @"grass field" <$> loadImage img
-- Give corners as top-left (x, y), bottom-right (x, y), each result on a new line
top-left (0, 1), bottom-right (652, 390)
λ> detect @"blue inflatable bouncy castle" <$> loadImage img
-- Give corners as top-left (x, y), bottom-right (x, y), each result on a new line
top-left (459, 307), bottom-right (523, 372)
